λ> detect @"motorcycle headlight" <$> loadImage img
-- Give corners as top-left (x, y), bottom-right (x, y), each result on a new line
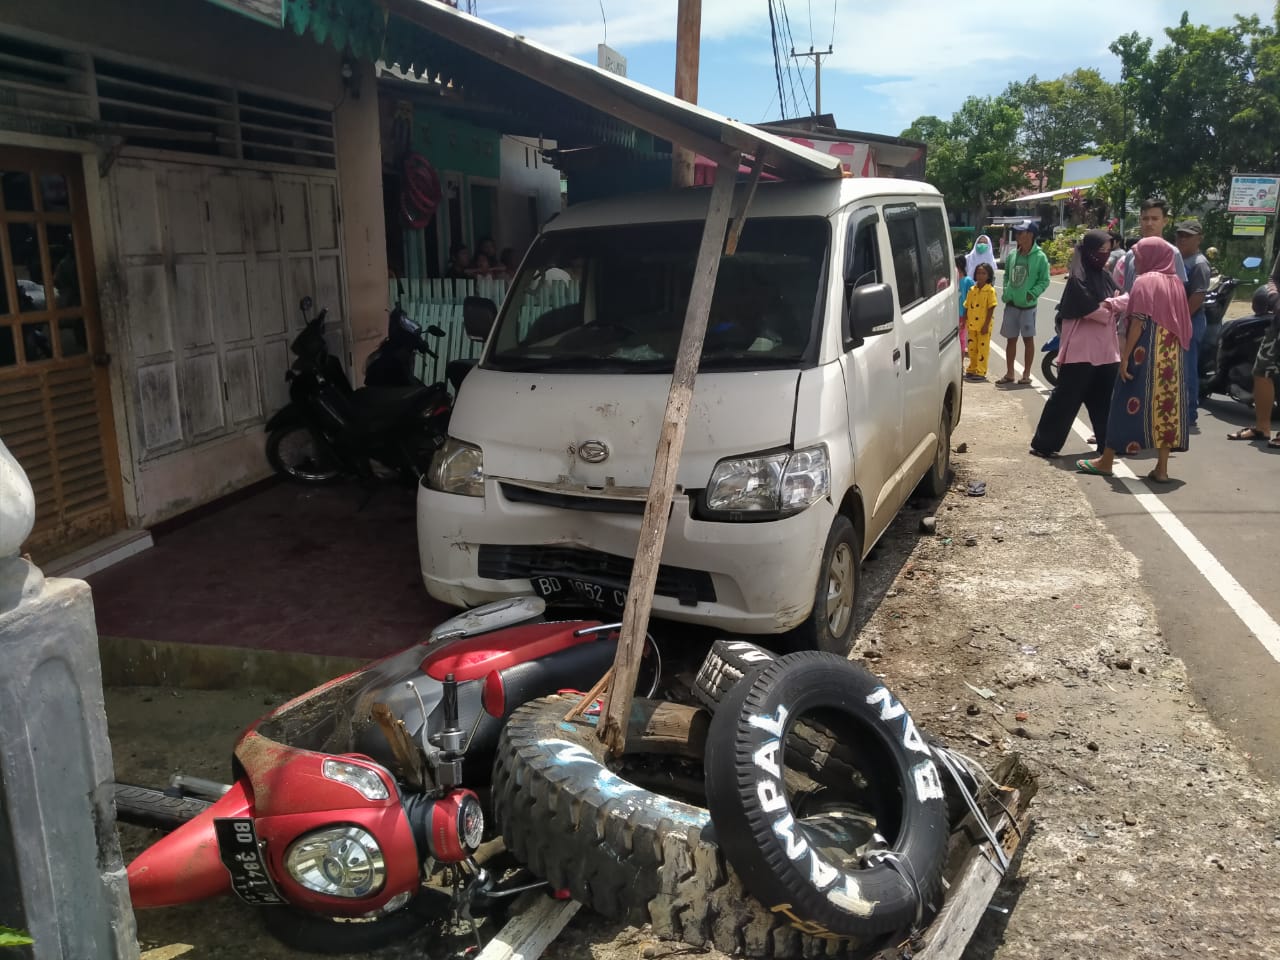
top-left (427, 437), bottom-right (484, 497)
top-left (703, 445), bottom-right (830, 519)
top-left (284, 826), bottom-right (386, 898)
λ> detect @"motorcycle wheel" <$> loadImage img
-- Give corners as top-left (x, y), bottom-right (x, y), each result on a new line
top-left (113, 783), bottom-right (211, 832)
top-left (266, 424), bottom-right (343, 484)
top-left (262, 890), bottom-right (444, 955)
top-left (1041, 350), bottom-right (1059, 386)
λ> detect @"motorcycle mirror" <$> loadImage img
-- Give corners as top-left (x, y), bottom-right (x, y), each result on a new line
top-left (463, 296), bottom-right (498, 342)
top-left (1244, 256), bottom-right (1263, 270)
top-left (299, 296), bottom-right (313, 313)
top-left (426, 324), bottom-right (446, 338)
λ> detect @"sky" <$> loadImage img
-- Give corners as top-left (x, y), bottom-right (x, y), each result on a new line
top-left (478, 1), bottom-right (1277, 138)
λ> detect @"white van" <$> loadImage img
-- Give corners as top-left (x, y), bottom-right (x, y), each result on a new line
top-left (418, 177), bottom-right (962, 654)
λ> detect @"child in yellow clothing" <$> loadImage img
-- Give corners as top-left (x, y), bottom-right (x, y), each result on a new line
top-left (964, 263), bottom-right (998, 380)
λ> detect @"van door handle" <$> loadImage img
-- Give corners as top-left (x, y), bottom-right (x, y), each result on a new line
top-left (892, 348), bottom-right (902, 362)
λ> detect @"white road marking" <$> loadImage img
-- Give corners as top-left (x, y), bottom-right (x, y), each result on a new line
top-left (987, 335), bottom-right (1280, 665)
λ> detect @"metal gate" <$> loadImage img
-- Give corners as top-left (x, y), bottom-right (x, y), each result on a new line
top-left (0, 146), bottom-right (121, 561)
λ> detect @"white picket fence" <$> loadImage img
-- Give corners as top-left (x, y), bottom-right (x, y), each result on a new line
top-left (388, 277), bottom-right (579, 387)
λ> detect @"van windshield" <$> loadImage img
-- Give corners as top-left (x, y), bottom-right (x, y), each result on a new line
top-left (486, 217), bottom-right (828, 373)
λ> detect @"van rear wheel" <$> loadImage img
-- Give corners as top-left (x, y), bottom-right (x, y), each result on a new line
top-left (918, 406), bottom-right (952, 499)
top-left (791, 515), bottom-right (861, 656)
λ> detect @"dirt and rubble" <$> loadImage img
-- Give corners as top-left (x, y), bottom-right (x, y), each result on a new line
top-left (107, 383), bottom-right (1280, 960)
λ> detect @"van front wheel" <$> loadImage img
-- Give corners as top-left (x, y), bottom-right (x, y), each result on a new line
top-left (792, 515), bottom-right (861, 656)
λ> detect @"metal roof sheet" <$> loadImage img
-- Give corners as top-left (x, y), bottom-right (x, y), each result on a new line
top-left (380, 0), bottom-right (842, 181)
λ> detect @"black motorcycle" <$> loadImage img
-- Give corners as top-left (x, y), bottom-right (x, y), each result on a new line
top-left (1202, 284), bottom-right (1280, 410)
top-left (264, 297), bottom-right (452, 484)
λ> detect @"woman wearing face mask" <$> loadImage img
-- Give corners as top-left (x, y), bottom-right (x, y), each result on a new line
top-left (1029, 231), bottom-right (1123, 458)
top-left (965, 234), bottom-right (998, 280)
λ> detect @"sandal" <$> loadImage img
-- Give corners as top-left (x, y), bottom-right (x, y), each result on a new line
top-left (1146, 471), bottom-right (1172, 484)
top-left (1018, 377), bottom-right (1033, 385)
top-left (1075, 459), bottom-right (1113, 477)
top-left (1269, 435), bottom-right (1280, 449)
top-left (1228, 427), bottom-right (1268, 441)
top-left (995, 375), bottom-right (1015, 385)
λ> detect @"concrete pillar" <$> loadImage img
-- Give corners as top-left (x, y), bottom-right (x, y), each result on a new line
top-left (0, 440), bottom-right (137, 959)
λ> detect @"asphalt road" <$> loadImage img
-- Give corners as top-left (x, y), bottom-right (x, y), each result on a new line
top-left (989, 274), bottom-right (1280, 783)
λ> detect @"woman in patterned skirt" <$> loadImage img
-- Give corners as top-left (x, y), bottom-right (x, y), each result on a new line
top-left (1075, 236), bottom-right (1192, 484)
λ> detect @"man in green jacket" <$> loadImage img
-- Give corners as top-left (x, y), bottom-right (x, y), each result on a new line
top-left (998, 220), bottom-right (1050, 385)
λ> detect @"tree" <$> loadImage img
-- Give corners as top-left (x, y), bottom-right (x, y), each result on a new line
top-left (1005, 70), bottom-right (1122, 190)
top-left (902, 96), bottom-right (1025, 222)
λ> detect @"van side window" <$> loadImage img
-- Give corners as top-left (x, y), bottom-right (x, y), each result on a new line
top-left (885, 212), bottom-right (924, 309)
top-left (842, 210), bottom-right (882, 348)
top-left (920, 207), bottom-right (951, 293)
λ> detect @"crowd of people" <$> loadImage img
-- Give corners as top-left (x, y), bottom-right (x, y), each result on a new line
top-left (955, 198), bottom-right (1277, 485)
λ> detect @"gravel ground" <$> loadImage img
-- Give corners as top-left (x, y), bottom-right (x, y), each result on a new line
top-left (109, 383), bottom-right (1280, 960)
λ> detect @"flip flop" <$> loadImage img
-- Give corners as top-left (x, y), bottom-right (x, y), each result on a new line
top-left (995, 375), bottom-right (1015, 385)
top-left (1269, 436), bottom-right (1280, 449)
top-left (1018, 377), bottom-right (1033, 385)
top-left (1075, 459), bottom-right (1112, 477)
top-left (1146, 471), bottom-right (1172, 484)
top-left (966, 481), bottom-right (987, 497)
top-left (1228, 427), bottom-right (1267, 441)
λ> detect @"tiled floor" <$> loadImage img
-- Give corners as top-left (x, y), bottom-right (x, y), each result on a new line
top-left (88, 481), bottom-right (453, 660)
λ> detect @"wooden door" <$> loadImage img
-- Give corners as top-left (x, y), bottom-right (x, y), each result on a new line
top-left (0, 146), bottom-right (122, 562)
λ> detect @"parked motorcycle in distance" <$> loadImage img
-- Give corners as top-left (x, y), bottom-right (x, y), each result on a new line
top-left (118, 597), bottom-right (663, 954)
top-left (264, 297), bottom-right (452, 484)
top-left (1202, 281), bottom-right (1280, 410)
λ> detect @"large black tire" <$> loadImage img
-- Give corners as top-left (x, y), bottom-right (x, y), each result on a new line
top-left (261, 893), bottom-right (441, 955)
top-left (113, 783), bottom-right (211, 832)
top-left (790, 516), bottom-right (861, 656)
top-left (266, 423), bottom-right (343, 484)
top-left (491, 695), bottom-right (876, 958)
top-left (1041, 349), bottom-right (1059, 386)
top-left (917, 406), bottom-right (952, 499)
top-left (704, 653), bottom-right (949, 940)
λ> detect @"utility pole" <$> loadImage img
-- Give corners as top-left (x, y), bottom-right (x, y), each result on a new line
top-left (790, 45), bottom-right (833, 117)
top-left (672, 0), bottom-right (701, 187)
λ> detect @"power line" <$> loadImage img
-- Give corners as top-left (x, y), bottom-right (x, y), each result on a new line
top-left (807, 0), bottom-right (813, 45)
top-left (766, 1), bottom-right (790, 118)
top-left (778, 0), bottom-right (813, 115)
top-left (831, 0), bottom-right (837, 47)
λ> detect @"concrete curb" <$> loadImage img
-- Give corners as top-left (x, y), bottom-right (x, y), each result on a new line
top-left (99, 634), bottom-right (366, 694)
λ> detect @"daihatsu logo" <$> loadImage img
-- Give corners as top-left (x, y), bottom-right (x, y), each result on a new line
top-left (578, 440), bottom-right (610, 464)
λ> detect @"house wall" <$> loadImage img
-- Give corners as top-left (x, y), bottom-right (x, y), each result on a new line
top-left (0, 0), bottom-right (387, 532)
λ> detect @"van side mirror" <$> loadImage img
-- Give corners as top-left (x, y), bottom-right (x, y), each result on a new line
top-left (463, 296), bottom-right (497, 342)
top-left (848, 283), bottom-right (896, 342)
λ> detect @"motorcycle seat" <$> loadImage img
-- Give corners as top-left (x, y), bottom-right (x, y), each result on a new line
top-left (350, 384), bottom-right (441, 425)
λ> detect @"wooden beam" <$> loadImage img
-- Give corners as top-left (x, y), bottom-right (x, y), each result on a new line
top-left (475, 892), bottom-right (581, 960)
top-left (593, 158), bottom-right (738, 754)
top-left (725, 149), bottom-right (766, 256)
top-left (671, 0), bottom-right (701, 188)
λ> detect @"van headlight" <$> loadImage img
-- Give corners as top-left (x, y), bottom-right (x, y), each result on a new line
top-left (703, 445), bottom-right (830, 519)
top-left (428, 438), bottom-right (484, 497)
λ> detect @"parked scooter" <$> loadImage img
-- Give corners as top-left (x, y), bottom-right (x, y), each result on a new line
top-left (264, 297), bottom-right (452, 484)
top-left (1202, 283), bottom-right (1280, 409)
top-left (117, 597), bottom-right (662, 954)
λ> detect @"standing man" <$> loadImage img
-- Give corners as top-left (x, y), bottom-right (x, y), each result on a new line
top-left (999, 220), bottom-right (1050, 385)
top-left (1113, 199), bottom-right (1187, 292)
top-left (1227, 250), bottom-right (1280, 448)
top-left (1175, 219), bottom-right (1211, 430)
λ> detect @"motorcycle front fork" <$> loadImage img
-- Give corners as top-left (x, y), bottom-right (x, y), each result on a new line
top-left (444, 856), bottom-right (551, 953)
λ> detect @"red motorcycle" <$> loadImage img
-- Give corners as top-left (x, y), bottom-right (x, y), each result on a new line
top-left (118, 598), bottom-right (660, 953)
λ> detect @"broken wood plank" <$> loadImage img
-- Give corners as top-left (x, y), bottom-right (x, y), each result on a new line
top-left (593, 157), bottom-right (739, 754)
top-left (371, 703), bottom-right (425, 790)
top-left (724, 149), bottom-right (766, 256)
top-left (912, 755), bottom-right (1037, 960)
top-left (475, 892), bottom-right (581, 960)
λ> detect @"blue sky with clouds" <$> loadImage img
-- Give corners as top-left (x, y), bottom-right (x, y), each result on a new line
top-left (479, 2), bottom-right (1277, 137)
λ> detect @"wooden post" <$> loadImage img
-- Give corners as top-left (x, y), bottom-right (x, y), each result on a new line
top-left (590, 155), bottom-right (738, 754)
top-left (671, 0), bottom-right (701, 188)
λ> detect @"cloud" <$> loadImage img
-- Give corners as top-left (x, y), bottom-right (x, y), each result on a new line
top-left (486, 0), bottom-right (769, 55)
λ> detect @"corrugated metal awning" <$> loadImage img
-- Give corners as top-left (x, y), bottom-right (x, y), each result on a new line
top-left (1011, 184), bottom-right (1095, 204)
top-left (380, 0), bottom-right (841, 180)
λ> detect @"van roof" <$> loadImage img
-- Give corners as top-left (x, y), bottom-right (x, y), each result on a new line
top-left (546, 178), bottom-right (944, 232)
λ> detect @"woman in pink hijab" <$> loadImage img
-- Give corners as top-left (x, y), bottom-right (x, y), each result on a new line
top-left (1076, 237), bottom-right (1192, 484)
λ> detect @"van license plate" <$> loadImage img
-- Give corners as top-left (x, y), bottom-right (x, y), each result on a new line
top-left (530, 573), bottom-right (628, 612)
top-left (214, 817), bottom-right (286, 905)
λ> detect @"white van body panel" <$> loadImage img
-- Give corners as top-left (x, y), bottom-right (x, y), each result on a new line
top-left (449, 367), bottom-right (800, 491)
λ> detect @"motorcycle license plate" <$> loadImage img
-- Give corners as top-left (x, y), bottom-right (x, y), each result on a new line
top-left (529, 572), bottom-right (628, 612)
top-left (214, 817), bottom-right (286, 906)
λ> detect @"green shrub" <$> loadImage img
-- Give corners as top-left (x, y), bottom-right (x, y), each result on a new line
top-left (1040, 226), bottom-right (1087, 269)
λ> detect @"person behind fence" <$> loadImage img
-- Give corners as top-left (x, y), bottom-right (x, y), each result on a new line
top-left (1076, 237), bottom-right (1192, 485)
top-left (447, 243), bottom-right (472, 279)
top-left (1029, 230), bottom-right (1122, 459)
top-left (956, 253), bottom-right (974, 354)
top-left (964, 263), bottom-right (997, 381)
